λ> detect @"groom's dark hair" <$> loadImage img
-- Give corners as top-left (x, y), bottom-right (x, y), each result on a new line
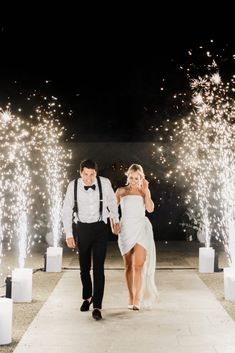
top-left (80, 159), bottom-right (98, 172)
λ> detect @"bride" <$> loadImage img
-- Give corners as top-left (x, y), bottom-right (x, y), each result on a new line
top-left (115, 164), bottom-right (158, 310)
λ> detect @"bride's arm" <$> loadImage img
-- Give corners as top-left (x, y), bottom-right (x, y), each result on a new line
top-left (142, 180), bottom-right (154, 213)
top-left (109, 188), bottom-right (121, 235)
top-left (115, 187), bottom-right (121, 206)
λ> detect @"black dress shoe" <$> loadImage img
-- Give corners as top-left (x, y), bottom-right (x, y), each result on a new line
top-left (92, 309), bottom-right (102, 320)
top-left (80, 297), bottom-right (93, 312)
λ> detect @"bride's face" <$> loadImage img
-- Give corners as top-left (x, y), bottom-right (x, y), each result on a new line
top-left (128, 171), bottom-right (142, 188)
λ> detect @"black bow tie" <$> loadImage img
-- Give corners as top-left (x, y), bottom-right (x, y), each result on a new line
top-left (84, 184), bottom-right (96, 191)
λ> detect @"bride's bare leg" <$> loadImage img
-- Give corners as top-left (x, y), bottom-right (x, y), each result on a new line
top-left (123, 250), bottom-right (134, 304)
top-left (133, 244), bottom-right (146, 306)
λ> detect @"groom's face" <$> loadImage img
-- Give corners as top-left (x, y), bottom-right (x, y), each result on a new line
top-left (80, 167), bottom-right (97, 186)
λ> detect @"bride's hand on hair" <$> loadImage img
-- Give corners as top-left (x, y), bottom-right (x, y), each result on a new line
top-left (140, 178), bottom-right (149, 193)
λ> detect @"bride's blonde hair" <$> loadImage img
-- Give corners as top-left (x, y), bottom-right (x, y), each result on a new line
top-left (125, 164), bottom-right (145, 184)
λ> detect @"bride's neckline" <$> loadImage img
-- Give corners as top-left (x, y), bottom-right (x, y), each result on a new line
top-left (121, 194), bottom-right (143, 199)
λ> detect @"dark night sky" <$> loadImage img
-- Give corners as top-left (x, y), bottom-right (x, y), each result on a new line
top-left (0, 6), bottom-right (234, 240)
top-left (0, 6), bottom-right (234, 141)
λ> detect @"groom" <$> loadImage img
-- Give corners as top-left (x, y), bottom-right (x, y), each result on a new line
top-left (62, 159), bottom-right (120, 320)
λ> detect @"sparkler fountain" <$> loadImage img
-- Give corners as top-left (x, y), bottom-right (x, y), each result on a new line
top-left (33, 105), bottom-right (70, 272)
top-left (0, 110), bottom-right (14, 271)
top-left (187, 71), bottom-right (235, 275)
top-left (154, 53), bottom-right (235, 281)
top-left (0, 172), bottom-right (4, 272)
top-left (0, 108), bottom-right (34, 302)
top-left (5, 111), bottom-right (33, 302)
top-left (0, 111), bottom-right (13, 344)
top-left (214, 120), bottom-right (235, 299)
top-left (0, 99), bottom-right (71, 340)
top-left (0, 108), bottom-right (33, 342)
top-left (178, 113), bottom-right (219, 272)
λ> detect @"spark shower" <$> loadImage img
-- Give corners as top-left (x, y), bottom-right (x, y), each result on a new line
top-left (0, 101), bottom-right (71, 277)
top-left (154, 53), bottom-right (235, 266)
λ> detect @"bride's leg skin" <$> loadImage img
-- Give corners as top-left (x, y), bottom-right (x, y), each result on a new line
top-left (133, 244), bottom-right (146, 306)
top-left (123, 250), bottom-right (134, 304)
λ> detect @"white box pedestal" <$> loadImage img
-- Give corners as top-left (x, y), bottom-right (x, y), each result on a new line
top-left (0, 298), bottom-right (13, 345)
top-left (12, 268), bottom-right (32, 303)
top-left (199, 247), bottom-right (215, 273)
top-left (46, 246), bottom-right (63, 272)
top-left (224, 267), bottom-right (235, 301)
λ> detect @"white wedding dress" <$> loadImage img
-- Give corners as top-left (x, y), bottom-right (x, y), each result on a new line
top-left (118, 195), bottom-right (159, 308)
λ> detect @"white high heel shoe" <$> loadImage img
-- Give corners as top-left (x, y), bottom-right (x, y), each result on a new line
top-left (128, 304), bottom-right (133, 310)
top-left (133, 304), bottom-right (140, 311)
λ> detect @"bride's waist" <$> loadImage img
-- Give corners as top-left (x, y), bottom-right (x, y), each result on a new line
top-left (121, 215), bottom-right (146, 220)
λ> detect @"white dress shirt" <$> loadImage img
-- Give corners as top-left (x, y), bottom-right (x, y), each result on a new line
top-left (62, 176), bottom-right (119, 238)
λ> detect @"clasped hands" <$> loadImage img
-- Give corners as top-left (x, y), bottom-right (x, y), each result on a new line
top-left (112, 222), bottom-right (120, 235)
top-left (66, 222), bottom-right (121, 249)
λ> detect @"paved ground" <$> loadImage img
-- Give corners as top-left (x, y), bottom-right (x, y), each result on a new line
top-left (1, 241), bottom-right (234, 353)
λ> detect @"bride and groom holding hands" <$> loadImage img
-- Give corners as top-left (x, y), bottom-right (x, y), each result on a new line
top-left (62, 159), bottom-right (158, 321)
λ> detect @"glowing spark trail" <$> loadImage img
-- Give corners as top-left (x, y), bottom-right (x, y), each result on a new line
top-left (0, 109), bottom-right (14, 274)
top-left (9, 117), bottom-right (32, 268)
top-left (154, 53), bottom-right (235, 264)
top-left (0, 94), bottom-right (71, 281)
top-left (33, 106), bottom-right (70, 247)
top-left (0, 109), bottom-right (32, 269)
top-left (0, 170), bottom-right (4, 268)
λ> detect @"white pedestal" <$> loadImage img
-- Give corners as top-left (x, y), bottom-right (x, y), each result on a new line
top-left (46, 246), bottom-right (63, 272)
top-left (0, 298), bottom-right (12, 345)
top-left (199, 247), bottom-right (215, 273)
top-left (12, 268), bottom-right (33, 303)
top-left (224, 267), bottom-right (235, 301)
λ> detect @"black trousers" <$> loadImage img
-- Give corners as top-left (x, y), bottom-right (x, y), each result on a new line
top-left (74, 221), bottom-right (108, 309)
